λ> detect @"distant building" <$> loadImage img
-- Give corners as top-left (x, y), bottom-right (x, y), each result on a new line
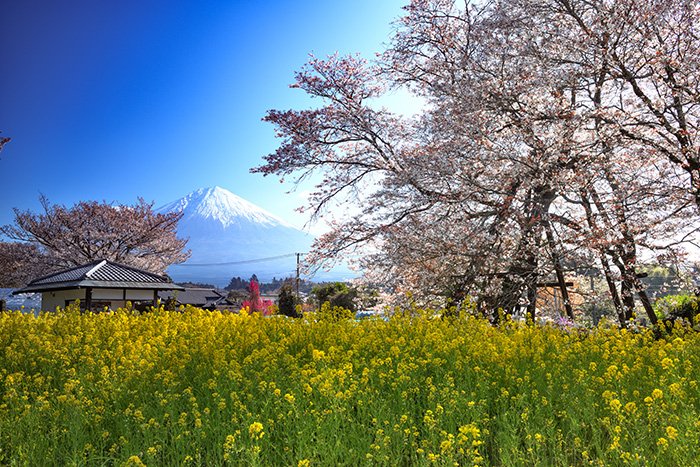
top-left (159, 287), bottom-right (234, 310)
top-left (13, 260), bottom-right (184, 312)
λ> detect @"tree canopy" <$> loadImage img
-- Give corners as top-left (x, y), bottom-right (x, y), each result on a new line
top-left (0, 196), bottom-right (189, 275)
top-left (254, 0), bottom-right (700, 324)
top-left (311, 282), bottom-right (358, 313)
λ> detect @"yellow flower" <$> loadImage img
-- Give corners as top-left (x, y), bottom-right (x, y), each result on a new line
top-left (657, 437), bottom-right (669, 448)
top-left (423, 410), bottom-right (435, 427)
top-left (249, 421), bottom-right (264, 440)
top-left (652, 389), bottom-right (664, 400)
top-left (124, 456), bottom-right (146, 467)
top-left (668, 382), bottom-right (682, 396)
top-left (609, 436), bottom-right (621, 451)
top-left (297, 459), bottom-right (311, 467)
top-left (440, 439), bottom-right (453, 453)
top-left (666, 426), bottom-right (678, 440)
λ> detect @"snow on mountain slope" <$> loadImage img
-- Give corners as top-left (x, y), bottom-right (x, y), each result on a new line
top-left (158, 186), bottom-right (294, 229)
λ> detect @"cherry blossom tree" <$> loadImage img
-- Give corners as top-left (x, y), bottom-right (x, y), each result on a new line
top-left (254, 0), bottom-right (698, 322)
top-left (0, 196), bottom-right (190, 274)
top-left (0, 242), bottom-right (49, 287)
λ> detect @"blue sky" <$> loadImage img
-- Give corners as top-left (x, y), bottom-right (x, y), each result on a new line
top-left (0, 0), bottom-right (409, 233)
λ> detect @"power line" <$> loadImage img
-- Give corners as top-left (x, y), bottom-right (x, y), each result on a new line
top-left (171, 253), bottom-right (304, 267)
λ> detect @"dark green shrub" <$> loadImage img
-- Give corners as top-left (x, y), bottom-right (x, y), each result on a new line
top-left (654, 293), bottom-right (700, 324)
top-left (277, 283), bottom-right (300, 318)
top-left (311, 282), bottom-right (357, 313)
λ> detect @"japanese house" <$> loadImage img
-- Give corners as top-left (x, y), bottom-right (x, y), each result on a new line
top-left (13, 259), bottom-right (184, 311)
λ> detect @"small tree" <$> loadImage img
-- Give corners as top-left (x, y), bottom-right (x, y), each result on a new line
top-left (243, 279), bottom-right (262, 313)
top-left (278, 283), bottom-right (300, 318)
top-left (242, 278), bottom-right (275, 315)
top-left (311, 282), bottom-right (357, 313)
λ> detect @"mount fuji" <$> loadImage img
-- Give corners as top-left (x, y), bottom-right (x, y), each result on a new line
top-left (158, 186), bottom-right (345, 286)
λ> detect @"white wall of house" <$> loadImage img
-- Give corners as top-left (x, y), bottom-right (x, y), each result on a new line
top-left (41, 288), bottom-right (158, 312)
top-left (93, 289), bottom-right (155, 301)
top-left (42, 289), bottom-right (85, 311)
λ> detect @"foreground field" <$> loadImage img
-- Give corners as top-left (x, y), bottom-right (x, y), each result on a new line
top-left (0, 307), bottom-right (698, 466)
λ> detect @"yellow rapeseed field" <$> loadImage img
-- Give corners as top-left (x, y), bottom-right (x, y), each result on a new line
top-left (0, 305), bottom-right (698, 465)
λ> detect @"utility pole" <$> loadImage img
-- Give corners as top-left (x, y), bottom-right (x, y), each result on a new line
top-left (295, 252), bottom-right (301, 300)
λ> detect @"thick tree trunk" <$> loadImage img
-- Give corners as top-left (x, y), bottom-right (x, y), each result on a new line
top-left (522, 185), bottom-right (554, 324)
top-left (615, 260), bottom-right (659, 326)
top-left (580, 190), bottom-right (627, 325)
top-left (619, 277), bottom-right (636, 322)
top-left (525, 282), bottom-right (537, 323)
top-left (631, 274), bottom-right (658, 325)
top-left (544, 219), bottom-right (574, 319)
top-left (524, 260), bottom-right (539, 324)
top-left (490, 184), bottom-right (554, 324)
top-left (599, 254), bottom-right (626, 326)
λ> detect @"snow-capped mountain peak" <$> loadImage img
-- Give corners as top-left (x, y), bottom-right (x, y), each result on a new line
top-left (157, 186), bottom-right (353, 285)
top-left (158, 186), bottom-right (293, 229)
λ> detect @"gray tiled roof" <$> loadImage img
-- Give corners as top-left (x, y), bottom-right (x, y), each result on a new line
top-left (13, 260), bottom-right (184, 294)
top-left (31, 263), bottom-right (98, 284)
